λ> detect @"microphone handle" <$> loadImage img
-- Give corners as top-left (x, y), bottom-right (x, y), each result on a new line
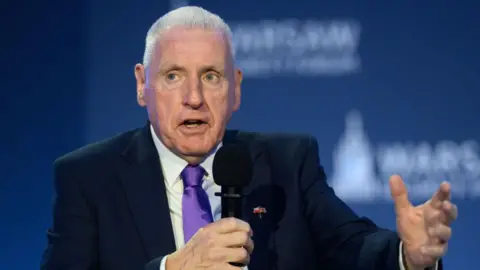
top-left (219, 186), bottom-right (245, 267)
top-left (221, 186), bottom-right (243, 218)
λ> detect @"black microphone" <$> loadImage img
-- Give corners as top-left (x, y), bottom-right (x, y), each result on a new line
top-left (213, 144), bottom-right (253, 267)
top-left (213, 144), bottom-right (253, 218)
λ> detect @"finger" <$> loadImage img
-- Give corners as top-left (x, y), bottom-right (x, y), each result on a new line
top-left (217, 247), bottom-right (250, 265)
top-left (425, 213), bottom-right (451, 246)
top-left (218, 231), bottom-right (254, 254)
top-left (430, 182), bottom-right (451, 209)
top-left (210, 217), bottom-right (252, 235)
top-left (425, 207), bottom-right (442, 225)
top-left (421, 244), bottom-right (448, 259)
top-left (428, 224), bottom-right (452, 242)
top-left (442, 201), bottom-right (458, 224)
top-left (425, 201), bottom-right (457, 227)
top-left (389, 175), bottom-right (412, 215)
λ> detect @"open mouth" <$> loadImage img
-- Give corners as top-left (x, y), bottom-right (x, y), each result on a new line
top-left (182, 119), bottom-right (208, 128)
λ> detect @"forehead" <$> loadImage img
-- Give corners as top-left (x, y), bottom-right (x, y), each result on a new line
top-left (152, 27), bottom-right (230, 69)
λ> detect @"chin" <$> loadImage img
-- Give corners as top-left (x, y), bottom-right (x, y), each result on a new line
top-left (179, 141), bottom-right (216, 157)
top-left (173, 129), bottom-right (220, 156)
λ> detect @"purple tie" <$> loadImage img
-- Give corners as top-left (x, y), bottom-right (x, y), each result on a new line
top-left (181, 165), bottom-right (214, 243)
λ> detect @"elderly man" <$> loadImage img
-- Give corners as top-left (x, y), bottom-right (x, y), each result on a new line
top-left (41, 6), bottom-right (457, 270)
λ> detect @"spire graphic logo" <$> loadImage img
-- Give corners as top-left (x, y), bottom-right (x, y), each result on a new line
top-left (330, 110), bottom-right (379, 201)
top-left (331, 110), bottom-right (480, 202)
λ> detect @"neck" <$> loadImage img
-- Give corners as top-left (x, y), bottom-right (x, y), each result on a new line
top-left (180, 155), bottom-right (205, 165)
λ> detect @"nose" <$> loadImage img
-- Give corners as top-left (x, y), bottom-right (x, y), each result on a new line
top-left (183, 77), bottom-right (204, 109)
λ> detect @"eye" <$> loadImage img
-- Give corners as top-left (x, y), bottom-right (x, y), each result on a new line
top-left (203, 72), bottom-right (220, 83)
top-left (166, 73), bottom-right (179, 81)
top-left (162, 71), bottom-right (183, 89)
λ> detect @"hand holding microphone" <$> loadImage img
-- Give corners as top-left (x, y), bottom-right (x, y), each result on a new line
top-left (167, 145), bottom-right (254, 269)
top-left (166, 218), bottom-right (254, 270)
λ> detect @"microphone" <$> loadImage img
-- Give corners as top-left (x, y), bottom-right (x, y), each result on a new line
top-left (213, 144), bottom-right (253, 267)
top-left (213, 144), bottom-right (253, 219)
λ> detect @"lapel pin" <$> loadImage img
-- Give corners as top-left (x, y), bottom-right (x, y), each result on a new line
top-left (253, 206), bottom-right (267, 219)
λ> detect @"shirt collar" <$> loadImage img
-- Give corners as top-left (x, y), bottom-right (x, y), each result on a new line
top-left (150, 125), bottom-right (221, 187)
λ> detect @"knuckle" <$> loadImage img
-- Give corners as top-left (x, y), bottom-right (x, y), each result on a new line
top-left (238, 232), bottom-right (249, 244)
top-left (227, 217), bottom-right (238, 228)
top-left (444, 201), bottom-right (452, 208)
top-left (445, 227), bottom-right (452, 237)
top-left (431, 210), bottom-right (441, 219)
top-left (427, 211), bottom-right (439, 223)
top-left (239, 248), bottom-right (248, 259)
top-left (249, 238), bottom-right (255, 251)
top-left (222, 217), bottom-right (237, 231)
top-left (246, 223), bottom-right (252, 233)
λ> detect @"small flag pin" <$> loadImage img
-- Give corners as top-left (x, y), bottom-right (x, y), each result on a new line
top-left (253, 206), bottom-right (267, 218)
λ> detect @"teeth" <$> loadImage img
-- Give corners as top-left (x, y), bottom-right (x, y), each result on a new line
top-left (184, 120), bottom-right (204, 126)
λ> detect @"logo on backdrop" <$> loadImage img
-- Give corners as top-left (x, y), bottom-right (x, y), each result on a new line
top-left (230, 20), bottom-right (361, 78)
top-left (330, 110), bottom-right (480, 202)
top-left (168, 0), bottom-right (361, 78)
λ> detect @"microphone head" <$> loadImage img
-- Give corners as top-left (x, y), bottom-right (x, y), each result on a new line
top-left (212, 144), bottom-right (253, 188)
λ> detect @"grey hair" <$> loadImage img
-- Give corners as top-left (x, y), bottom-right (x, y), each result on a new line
top-left (142, 6), bottom-right (235, 68)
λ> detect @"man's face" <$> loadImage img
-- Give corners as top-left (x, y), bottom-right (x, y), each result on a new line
top-left (134, 27), bottom-right (242, 163)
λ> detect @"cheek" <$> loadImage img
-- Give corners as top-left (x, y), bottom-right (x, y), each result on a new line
top-left (157, 103), bottom-right (175, 127)
top-left (208, 91), bottom-right (231, 123)
top-left (147, 93), bottom-right (175, 128)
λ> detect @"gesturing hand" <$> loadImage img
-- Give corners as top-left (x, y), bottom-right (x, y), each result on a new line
top-left (166, 217), bottom-right (254, 270)
top-left (390, 175), bottom-right (458, 270)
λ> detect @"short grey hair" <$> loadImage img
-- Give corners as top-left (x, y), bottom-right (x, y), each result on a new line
top-left (142, 6), bottom-right (235, 68)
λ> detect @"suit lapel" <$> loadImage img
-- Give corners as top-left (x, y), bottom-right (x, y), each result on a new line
top-left (119, 125), bottom-right (176, 261)
top-left (118, 128), bottom-right (276, 267)
top-left (223, 131), bottom-right (276, 270)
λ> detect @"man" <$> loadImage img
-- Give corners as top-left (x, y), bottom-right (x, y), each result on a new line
top-left (41, 6), bottom-right (457, 270)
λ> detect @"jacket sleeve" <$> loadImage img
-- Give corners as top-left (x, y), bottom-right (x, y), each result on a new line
top-left (40, 159), bottom-right (98, 270)
top-left (299, 136), bottom-right (401, 270)
top-left (144, 256), bottom-right (165, 270)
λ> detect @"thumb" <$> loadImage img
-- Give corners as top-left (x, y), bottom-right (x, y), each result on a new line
top-left (389, 174), bottom-right (411, 216)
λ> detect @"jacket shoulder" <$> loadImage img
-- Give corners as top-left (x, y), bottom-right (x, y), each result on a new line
top-left (54, 128), bottom-right (140, 169)
top-left (236, 130), bottom-right (318, 159)
top-left (235, 131), bottom-right (322, 186)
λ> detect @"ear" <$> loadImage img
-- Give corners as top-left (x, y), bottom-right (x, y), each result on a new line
top-left (134, 64), bottom-right (146, 107)
top-left (233, 68), bottom-right (243, 111)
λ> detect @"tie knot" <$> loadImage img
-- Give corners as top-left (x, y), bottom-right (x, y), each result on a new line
top-left (181, 165), bottom-right (206, 187)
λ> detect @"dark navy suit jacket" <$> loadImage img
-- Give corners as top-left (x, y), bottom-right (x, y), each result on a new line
top-left (41, 124), bottom-right (438, 270)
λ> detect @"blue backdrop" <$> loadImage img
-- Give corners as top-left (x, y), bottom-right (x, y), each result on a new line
top-left (3, 0), bottom-right (479, 269)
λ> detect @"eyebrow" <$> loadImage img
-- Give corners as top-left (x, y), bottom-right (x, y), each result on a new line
top-left (159, 63), bottom-right (225, 74)
top-left (200, 65), bottom-right (225, 74)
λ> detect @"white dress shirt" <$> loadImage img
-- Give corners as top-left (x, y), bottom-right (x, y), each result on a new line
top-left (151, 126), bottom-right (237, 270)
top-left (150, 126), bottom-right (436, 270)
